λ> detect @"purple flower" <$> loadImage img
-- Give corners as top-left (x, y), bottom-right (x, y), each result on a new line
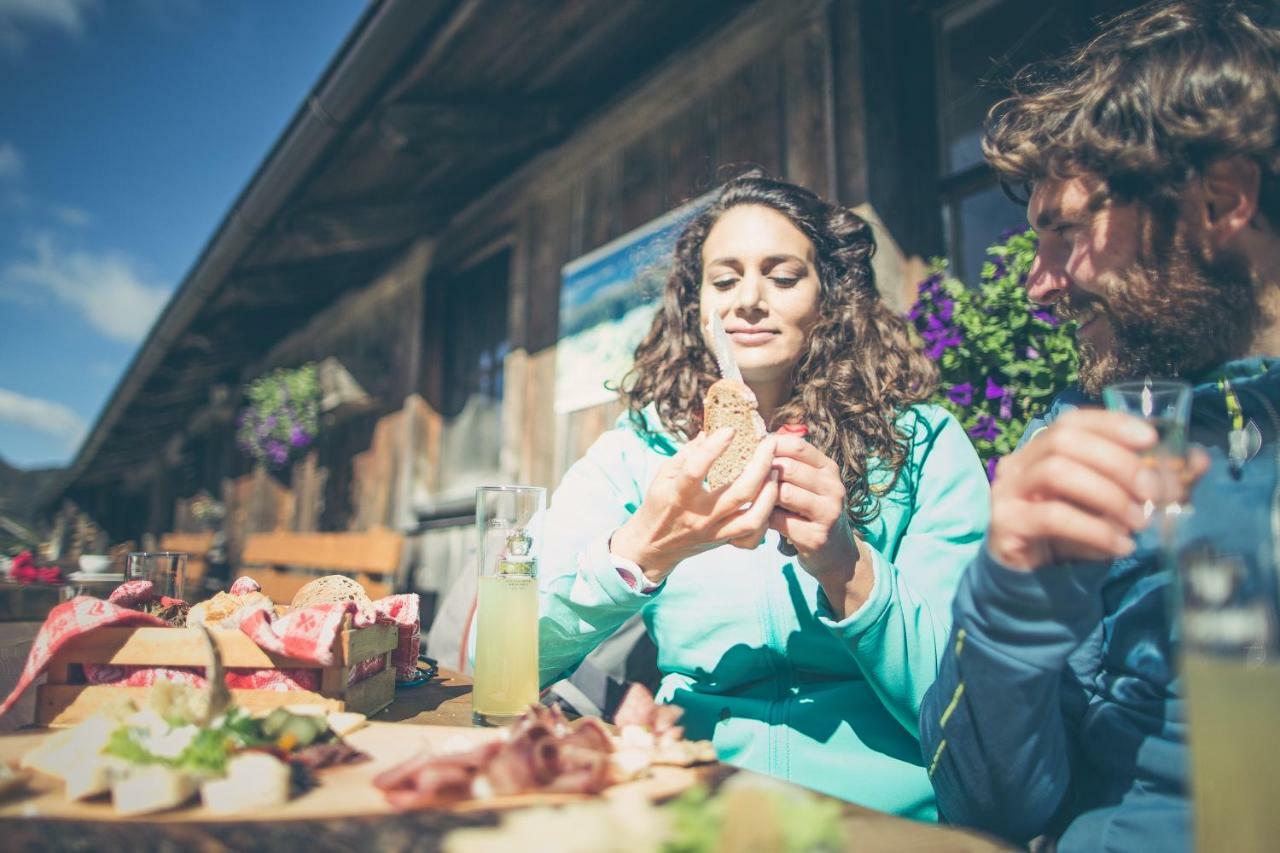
top-left (266, 439), bottom-right (287, 466)
top-left (936, 297), bottom-right (955, 322)
top-left (1031, 308), bottom-right (1060, 327)
top-left (265, 415), bottom-right (278, 430)
top-left (985, 456), bottom-right (1000, 481)
top-left (289, 425), bottom-right (310, 448)
top-left (924, 329), bottom-right (963, 359)
top-left (999, 393), bottom-right (1014, 421)
top-left (921, 315), bottom-right (964, 358)
top-left (947, 382), bottom-right (974, 406)
top-left (908, 303), bottom-right (923, 321)
top-left (1025, 346), bottom-right (1041, 360)
top-left (968, 415), bottom-right (1001, 442)
top-left (918, 273), bottom-right (944, 296)
top-left (984, 376), bottom-right (1005, 400)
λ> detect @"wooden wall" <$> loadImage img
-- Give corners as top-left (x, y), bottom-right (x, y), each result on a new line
top-left (429, 0), bottom-right (891, 496)
top-left (140, 0), bottom-right (948, 611)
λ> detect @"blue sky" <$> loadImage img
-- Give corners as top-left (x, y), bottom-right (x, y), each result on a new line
top-left (0, 0), bottom-right (365, 470)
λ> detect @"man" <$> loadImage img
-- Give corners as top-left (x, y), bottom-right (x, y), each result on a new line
top-left (919, 2), bottom-right (1280, 850)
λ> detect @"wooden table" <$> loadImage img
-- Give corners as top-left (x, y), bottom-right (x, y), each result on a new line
top-left (0, 669), bottom-right (1011, 852)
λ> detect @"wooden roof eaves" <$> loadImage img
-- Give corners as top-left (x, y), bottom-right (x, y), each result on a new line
top-left (45, 0), bottom-right (455, 505)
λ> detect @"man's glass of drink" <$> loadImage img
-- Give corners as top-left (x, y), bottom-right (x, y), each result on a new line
top-left (472, 485), bottom-right (545, 727)
top-left (1102, 379), bottom-right (1193, 516)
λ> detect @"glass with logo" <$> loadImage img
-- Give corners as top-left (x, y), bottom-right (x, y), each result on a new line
top-left (472, 485), bottom-right (545, 726)
top-left (1176, 525), bottom-right (1280, 850)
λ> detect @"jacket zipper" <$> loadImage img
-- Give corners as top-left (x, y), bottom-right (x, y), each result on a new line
top-left (1240, 387), bottom-right (1280, 598)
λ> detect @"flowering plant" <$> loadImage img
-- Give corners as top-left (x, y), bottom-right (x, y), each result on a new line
top-left (189, 492), bottom-right (226, 527)
top-left (909, 229), bottom-right (1079, 478)
top-left (235, 363), bottom-right (320, 469)
top-left (10, 550), bottom-right (61, 584)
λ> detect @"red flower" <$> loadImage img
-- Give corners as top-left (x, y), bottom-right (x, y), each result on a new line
top-left (9, 551), bottom-right (62, 584)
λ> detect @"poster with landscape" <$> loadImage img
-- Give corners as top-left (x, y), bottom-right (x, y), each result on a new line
top-left (555, 192), bottom-right (713, 413)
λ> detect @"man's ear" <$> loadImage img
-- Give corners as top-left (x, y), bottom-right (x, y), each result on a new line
top-left (1201, 156), bottom-right (1262, 246)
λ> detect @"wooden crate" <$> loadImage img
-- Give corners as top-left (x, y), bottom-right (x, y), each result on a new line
top-left (35, 618), bottom-right (398, 727)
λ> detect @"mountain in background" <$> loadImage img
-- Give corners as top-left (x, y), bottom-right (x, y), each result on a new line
top-left (0, 454), bottom-right (61, 525)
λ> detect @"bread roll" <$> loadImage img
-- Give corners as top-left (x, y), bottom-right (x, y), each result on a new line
top-left (703, 379), bottom-right (767, 489)
top-left (187, 591), bottom-right (273, 629)
top-left (291, 574), bottom-right (374, 614)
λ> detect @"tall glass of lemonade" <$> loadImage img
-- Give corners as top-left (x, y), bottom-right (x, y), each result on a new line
top-left (472, 485), bottom-right (545, 726)
top-left (1177, 529), bottom-right (1280, 851)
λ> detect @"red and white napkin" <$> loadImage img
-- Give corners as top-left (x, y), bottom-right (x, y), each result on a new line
top-left (0, 576), bottom-right (423, 719)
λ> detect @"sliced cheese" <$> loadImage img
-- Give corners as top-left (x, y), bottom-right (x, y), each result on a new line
top-left (200, 753), bottom-right (290, 814)
top-left (62, 757), bottom-right (115, 801)
top-left (325, 711), bottom-right (367, 737)
top-left (111, 766), bottom-right (198, 815)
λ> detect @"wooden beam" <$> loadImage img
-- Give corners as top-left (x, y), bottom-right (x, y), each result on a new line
top-left (241, 197), bottom-right (445, 269)
top-left (377, 98), bottom-right (567, 153)
top-left (435, 0), bottom-right (829, 269)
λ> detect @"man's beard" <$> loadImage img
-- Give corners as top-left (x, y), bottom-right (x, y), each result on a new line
top-left (1060, 217), bottom-right (1262, 398)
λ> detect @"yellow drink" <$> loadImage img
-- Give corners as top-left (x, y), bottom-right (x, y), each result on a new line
top-left (472, 573), bottom-right (539, 725)
top-left (1183, 652), bottom-right (1280, 851)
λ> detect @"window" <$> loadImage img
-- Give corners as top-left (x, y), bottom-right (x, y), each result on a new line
top-left (933, 0), bottom-right (1137, 283)
top-left (436, 249), bottom-right (511, 496)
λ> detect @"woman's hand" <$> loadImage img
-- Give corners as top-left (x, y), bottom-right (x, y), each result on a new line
top-left (769, 433), bottom-right (872, 618)
top-left (609, 428), bottom-right (779, 585)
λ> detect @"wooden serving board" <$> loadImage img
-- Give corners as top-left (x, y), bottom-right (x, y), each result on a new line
top-left (0, 721), bottom-right (704, 824)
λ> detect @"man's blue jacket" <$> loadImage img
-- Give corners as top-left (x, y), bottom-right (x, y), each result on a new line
top-left (920, 358), bottom-right (1280, 851)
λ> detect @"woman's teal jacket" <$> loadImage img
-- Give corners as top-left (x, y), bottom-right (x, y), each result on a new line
top-left (536, 404), bottom-right (989, 819)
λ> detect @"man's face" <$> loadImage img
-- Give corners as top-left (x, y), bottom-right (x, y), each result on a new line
top-left (1026, 175), bottom-right (1258, 395)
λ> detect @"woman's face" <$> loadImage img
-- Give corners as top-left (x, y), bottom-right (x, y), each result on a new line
top-left (699, 204), bottom-right (822, 388)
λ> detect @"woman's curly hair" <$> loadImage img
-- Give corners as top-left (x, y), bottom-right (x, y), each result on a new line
top-left (984, 0), bottom-right (1280, 224)
top-left (620, 171), bottom-right (937, 526)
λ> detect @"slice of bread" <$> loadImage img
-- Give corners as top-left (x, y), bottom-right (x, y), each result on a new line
top-left (703, 379), bottom-right (766, 489)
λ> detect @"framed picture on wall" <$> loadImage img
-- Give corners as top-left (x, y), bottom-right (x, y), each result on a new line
top-left (555, 191), bottom-right (714, 414)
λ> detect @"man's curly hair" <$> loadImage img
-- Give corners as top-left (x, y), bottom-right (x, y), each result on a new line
top-left (984, 0), bottom-right (1280, 225)
top-left (620, 171), bottom-right (937, 526)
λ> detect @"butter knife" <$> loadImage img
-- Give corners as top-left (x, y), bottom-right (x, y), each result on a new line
top-left (705, 314), bottom-right (798, 557)
top-left (707, 312), bottom-right (743, 383)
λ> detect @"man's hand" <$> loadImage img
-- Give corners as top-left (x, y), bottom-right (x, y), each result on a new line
top-left (610, 428), bottom-right (779, 584)
top-left (989, 409), bottom-right (1208, 571)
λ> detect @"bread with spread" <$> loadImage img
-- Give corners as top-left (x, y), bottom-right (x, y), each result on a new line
top-left (702, 379), bottom-right (766, 490)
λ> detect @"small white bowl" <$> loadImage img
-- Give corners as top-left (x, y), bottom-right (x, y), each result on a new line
top-left (78, 555), bottom-right (113, 574)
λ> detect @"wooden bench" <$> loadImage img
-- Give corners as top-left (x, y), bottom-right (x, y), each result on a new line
top-left (158, 532), bottom-right (215, 592)
top-left (239, 528), bottom-right (404, 604)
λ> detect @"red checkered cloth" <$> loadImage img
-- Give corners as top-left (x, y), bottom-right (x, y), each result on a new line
top-left (0, 577), bottom-right (423, 719)
top-left (82, 665), bottom-right (323, 692)
top-left (238, 590), bottom-right (420, 679)
top-left (0, 595), bottom-right (166, 718)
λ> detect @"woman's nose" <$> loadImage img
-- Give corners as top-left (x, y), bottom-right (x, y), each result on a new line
top-left (735, 273), bottom-right (766, 311)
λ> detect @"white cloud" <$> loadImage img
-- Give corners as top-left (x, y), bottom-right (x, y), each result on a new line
top-left (2, 232), bottom-right (169, 343)
top-left (89, 361), bottom-right (118, 379)
top-left (0, 141), bottom-right (21, 180)
top-left (52, 205), bottom-right (91, 227)
top-left (0, 0), bottom-right (96, 54)
top-left (0, 388), bottom-right (86, 447)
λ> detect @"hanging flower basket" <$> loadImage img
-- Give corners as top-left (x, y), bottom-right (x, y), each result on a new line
top-left (909, 229), bottom-right (1079, 479)
top-left (235, 363), bottom-right (321, 469)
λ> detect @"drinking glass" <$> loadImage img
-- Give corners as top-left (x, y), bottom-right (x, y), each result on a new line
top-left (472, 485), bottom-right (545, 726)
top-left (125, 551), bottom-right (187, 601)
top-left (1175, 528), bottom-right (1280, 850)
top-left (1102, 379), bottom-right (1193, 517)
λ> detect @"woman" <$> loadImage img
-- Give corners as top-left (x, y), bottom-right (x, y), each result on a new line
top-left (537, 172), bottom-right (988, 820)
